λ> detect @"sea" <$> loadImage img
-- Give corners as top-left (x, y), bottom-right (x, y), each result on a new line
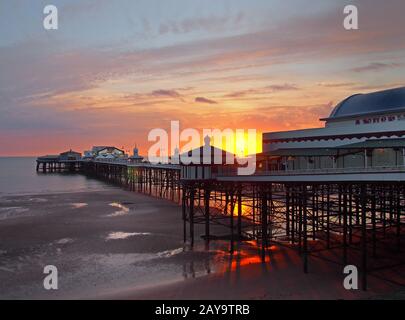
top-left (0, 157), bottom-right (112, 196)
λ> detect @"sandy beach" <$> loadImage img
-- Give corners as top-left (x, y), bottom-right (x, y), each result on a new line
top-left (0, 187), bottom-right (403, 300)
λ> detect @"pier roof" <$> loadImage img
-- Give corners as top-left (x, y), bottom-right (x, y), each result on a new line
top-left (180, 136), bottom-right (235, 165)
top-left (335, 138), bottom-right (405, 149)
top-left (259, 148), bottom-right (337, 157)
top-left (322, 87), bottom-right (405, 121)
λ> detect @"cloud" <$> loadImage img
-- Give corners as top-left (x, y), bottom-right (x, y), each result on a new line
top-left (247, 101), bottom-right (335, 130)
top-left (150, 89), bottom-right (182, 99)
top-left (158, 13), bottom-right (244, 35)
top-left (224, 83), bottom-right (299, 98)
top-left (317, 82), bottom-right (357, 88)
top-left (351, 62), bottom-right (401, 73)
top-left (195, 97), bottom-right (217, 104)
top-left (265, 84), bottom-right (300, 91)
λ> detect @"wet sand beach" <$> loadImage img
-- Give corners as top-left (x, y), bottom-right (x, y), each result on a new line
top-left (0, 187), bottom-right (404, 299)
top-left (0, 189), bottom-right (227, 299)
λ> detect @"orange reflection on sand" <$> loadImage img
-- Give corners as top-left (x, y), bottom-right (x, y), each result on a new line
top-left (231, 255), bottom-right (270, 269)
top-left (229, 251), bottom-right (270, 270)
top-left (245, 240), bottom-right (278, 252)
top-left (223, 242), bottom-right (279, 271)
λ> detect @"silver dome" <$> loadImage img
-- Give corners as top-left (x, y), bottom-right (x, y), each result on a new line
top-left (327, 87), bottom-right (405, 120)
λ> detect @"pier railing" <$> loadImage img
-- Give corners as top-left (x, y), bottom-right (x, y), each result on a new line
top-left (215, 164), bottom-right (405, 178)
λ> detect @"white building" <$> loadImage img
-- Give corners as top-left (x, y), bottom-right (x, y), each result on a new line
top-left (259, 87), bottom-right (405, 172)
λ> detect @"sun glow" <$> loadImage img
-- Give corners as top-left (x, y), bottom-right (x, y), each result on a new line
top-left (212, 131), bottom-right (262, 157)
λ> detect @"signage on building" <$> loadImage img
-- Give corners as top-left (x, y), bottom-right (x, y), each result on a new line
top-left (355, 114), bottom-right (405, 125)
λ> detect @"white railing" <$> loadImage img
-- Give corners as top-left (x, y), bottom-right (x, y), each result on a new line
top-left (220, 165), bottom-right (405, 177)
top-left (92, 158), bottom-right (181, 170)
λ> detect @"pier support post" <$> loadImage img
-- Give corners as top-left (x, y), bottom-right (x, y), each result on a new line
top-left (298, 187), bottom-right (302, 255)
top-left (230, 191), bottom-right (235, 254)
top-left (303, 185), bottom-right (308, 273)
top-left (371, 185), bottom-right (377, 257)
top-left (286, 186), bottom-right (290, 237)
top-left (291, 189), bottom-right (295, 244)
top-left (182, 188), bottom-right (187, 243)
top-left (397, 186), bottom-right (402, 252)
top-left (343, 184), bottom-right (348, 265)
top-left (348, 185), bottom-right (353, 244)
top-left (237, 189), bottom-right (242, 240)
top-left (190, 188), bottom-right (195, 248)
top-left (204, 188), bottom-right (211, 242)
top-left (361, 184), bottom-right (368, 291)
top-left (326, 185), bottom-right (330, 249)
top-left (261, 189), bottom-right (268, 262)
top-left (312, 185), bottom-right (316, 240)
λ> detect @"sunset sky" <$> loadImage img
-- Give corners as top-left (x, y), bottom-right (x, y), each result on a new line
top-left (0, 0), bottom-right (404, 156)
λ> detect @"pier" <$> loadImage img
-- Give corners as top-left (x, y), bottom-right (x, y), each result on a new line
top-left (35, 156), bottom-right (405, 291)
top-left (36, 150), bottom-right (82, 173)
top-left (36, 157), bottom-right (82, 173)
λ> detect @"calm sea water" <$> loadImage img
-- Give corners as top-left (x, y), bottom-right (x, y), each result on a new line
top-left (0, 157), bottom-right (112, 196)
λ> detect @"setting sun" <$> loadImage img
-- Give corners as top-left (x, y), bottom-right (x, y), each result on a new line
top-left (211, 131), bottom-right (262, 157)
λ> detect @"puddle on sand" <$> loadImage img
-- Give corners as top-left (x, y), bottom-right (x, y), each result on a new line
top-left (107, 202), bottom-right (130, 217)
top-left (28, 198), bottom-right (48, 203)
top-left (0, 207), bottom-right (29, 220)
top-left (71, 203), bottom-right (88, 209)
top-left (157, 247), bottom-right (184, 258)
top-left (55, 238), bottom-right (75, 245)
top-left (105, 231), bottom-right (151, 240)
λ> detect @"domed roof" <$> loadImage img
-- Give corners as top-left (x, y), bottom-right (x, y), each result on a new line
top-left (326, 87), bottom-right (405, 120)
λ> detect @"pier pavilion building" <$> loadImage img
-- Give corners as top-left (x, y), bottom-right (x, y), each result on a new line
top-left (259, 87), bottom-right (405, 173)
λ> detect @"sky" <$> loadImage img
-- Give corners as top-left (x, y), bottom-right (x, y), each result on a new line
top-left (0, 0), bottom-right (404, 156)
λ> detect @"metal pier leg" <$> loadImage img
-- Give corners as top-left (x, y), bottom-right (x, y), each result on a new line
top-left (291, 190), bottom-right (295, 244)
top-left (303, 186), bottom-right (308, 273)
top-left (286, 187), bottom-right (290, 238)
top-left (237, 190), bottom-right (242, 240)
top-left (182, 189), bottom-right (187, 243)
top-left (361, 184), bottom-right (368, 291)
top-left (397, 187), bottom-right (402, 252)
top-left (343, 184), bottom-right (348, 265)
top-left (190, 189), bottom-right (195, 248)
top-left (261, 191), bottom-right (268, 262)
top-left (371, 186), bottom-right (377, 258)
top-left (349, 186), bottom-right (353, 244)
top-left (204, 189), bottom-right (210, 243)
top-left (326, 185), bottom-right (331, 249)
top-left (298, 190), bottom-right (302, 255)
top-left (230, 192), bottom-right (235, 254)
top-left (312, 186), bottom-right (316, 240)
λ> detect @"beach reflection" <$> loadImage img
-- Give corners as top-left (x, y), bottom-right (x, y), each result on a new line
top-left (71, 203), bottom-right (88, 209)
top-left (179, 239), bottom-right (276, 280)
top-left (107, 202), bottom-right (130, 217)
top-left (106, 231), bottom-right (150, 240)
